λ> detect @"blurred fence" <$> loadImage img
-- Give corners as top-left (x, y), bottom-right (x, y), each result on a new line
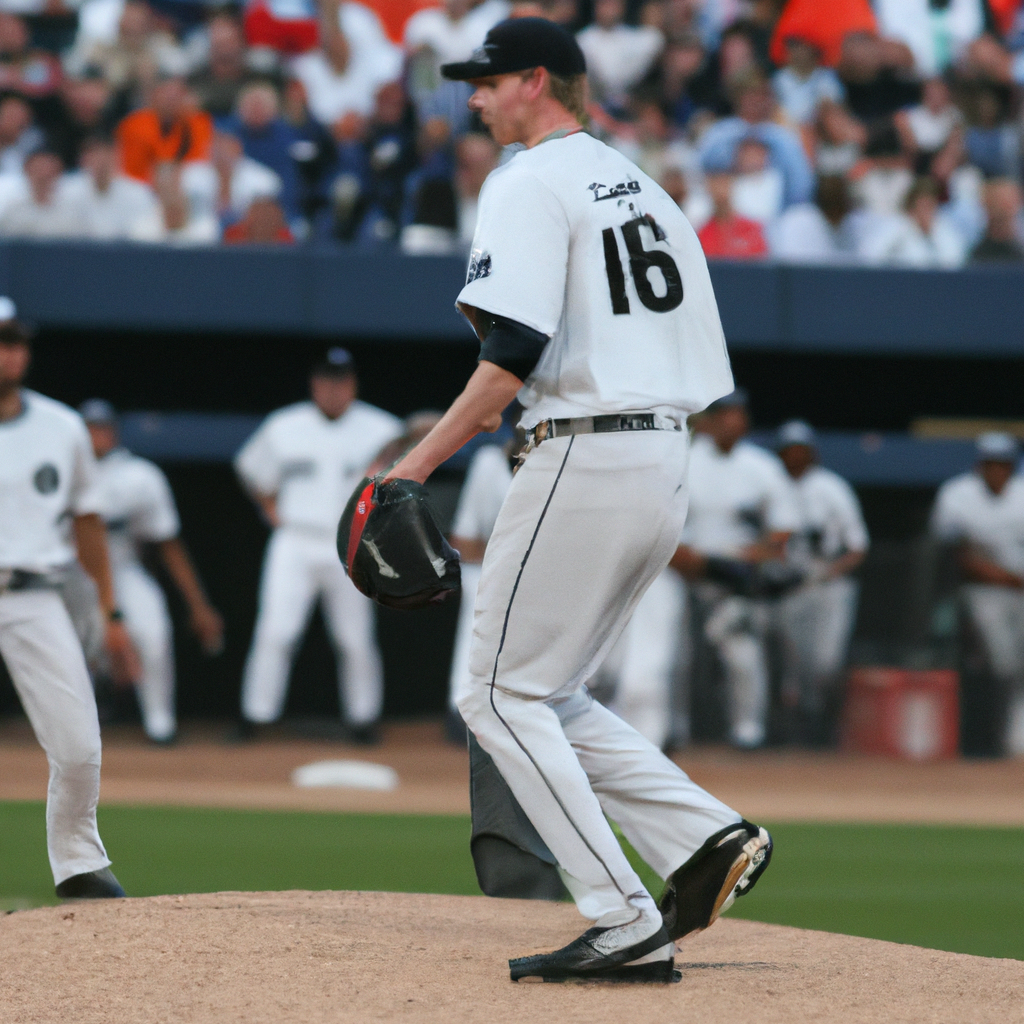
top-left (1, 241), bottom-right (1022, 355)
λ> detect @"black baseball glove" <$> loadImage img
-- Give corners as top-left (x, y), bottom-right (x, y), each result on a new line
top-left (337, 476), bottom-right (461, 610)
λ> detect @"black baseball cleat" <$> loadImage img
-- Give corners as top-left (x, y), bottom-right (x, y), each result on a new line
top-left (658, 820), bottom-right (772, 942)
top-left (510, 905), bottom-right (679, 983)
top-left (55, 867), bottom-right (126, 900)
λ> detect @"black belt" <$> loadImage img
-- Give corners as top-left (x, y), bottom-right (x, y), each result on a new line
top-left (0, 569), bottom-right (52, 593)
top-left (526, 412), bottom-right (677, 446)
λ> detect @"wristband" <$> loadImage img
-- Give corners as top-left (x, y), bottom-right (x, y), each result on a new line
top-left (107, 608), bottom-right (125, 623)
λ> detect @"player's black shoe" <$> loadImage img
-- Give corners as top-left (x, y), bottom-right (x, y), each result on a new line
top-left (658, 820), bottom-right (772, 942)
top-left (56, 867), bottom-right (126, 900)
top-left (510, 907), bottom-right (678, 983)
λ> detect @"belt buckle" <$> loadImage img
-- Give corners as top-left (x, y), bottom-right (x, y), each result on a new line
top-left (535, 420), bottom-right (550, 443)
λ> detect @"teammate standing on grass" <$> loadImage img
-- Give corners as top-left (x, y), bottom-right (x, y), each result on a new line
top-left (383, 18), bottom-right (772, 982)
top-left (0, 302), bottom-right (135, 900)
top-left (80, 398), bottom-right (225, 745)
top-left (234, 348), bottom-right (402, 744)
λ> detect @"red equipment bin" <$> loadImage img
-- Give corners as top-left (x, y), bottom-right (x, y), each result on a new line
top-left (841, 668), bottom-right (960, 760)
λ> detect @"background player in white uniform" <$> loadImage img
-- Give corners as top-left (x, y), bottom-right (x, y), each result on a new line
top-left (235, 348), bottom-right (401, 743)
top-left (80, 399), bottom-right (224, 744)
top-left (931, 433), bottom-right (1024, 756)
top-left (0, 307), bottom-right (136, 899)
top-left (446, 439), bottom-right (514, 741)
top-left (774, 421), bottom-right (869, 746)
top-left (671, 390), bottom-right (801, 749)
top-left (383, 19), bottom-right (771, 981)
top-left (594, 567), bottom-right (688, 752)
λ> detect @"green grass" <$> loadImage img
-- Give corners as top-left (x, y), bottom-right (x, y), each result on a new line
top-left (3, 803), bottom-right (1022, 961)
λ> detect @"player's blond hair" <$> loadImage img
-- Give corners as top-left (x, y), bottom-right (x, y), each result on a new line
top-left (547, 72), bottom-right (588, 124)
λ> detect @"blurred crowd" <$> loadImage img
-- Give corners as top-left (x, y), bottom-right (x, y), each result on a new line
top-left (0, 0), bottom-right (1021, 262)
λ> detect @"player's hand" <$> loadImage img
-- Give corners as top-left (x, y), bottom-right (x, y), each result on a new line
top-left (191, 602), bottom-right (225, 655)
top-left (104, 621), bottom-right (141, 687)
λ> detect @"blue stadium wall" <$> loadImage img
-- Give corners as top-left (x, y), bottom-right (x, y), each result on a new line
top-left (4, 242), bottom-right (1023, 734)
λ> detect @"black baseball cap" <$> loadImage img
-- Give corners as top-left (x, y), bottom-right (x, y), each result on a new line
top-left (441, 17), bottom-right (586, 81)
top-left (312, 347), bottom-right (355, 377)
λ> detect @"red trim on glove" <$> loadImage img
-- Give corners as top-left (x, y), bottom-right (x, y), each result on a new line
top-left (346, 480), bottom-right (377, 573)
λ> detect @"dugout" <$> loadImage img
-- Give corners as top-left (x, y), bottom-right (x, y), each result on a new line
top-left (1, 243), bottom-right (1021, 751)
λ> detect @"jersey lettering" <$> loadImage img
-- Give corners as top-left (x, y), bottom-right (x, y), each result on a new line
top-left (602, 217), bottom-right (684, 315)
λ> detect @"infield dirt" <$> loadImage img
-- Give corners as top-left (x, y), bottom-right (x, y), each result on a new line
top-left (2, 719), bottom-right (1023, 824)
top-left (3, 889), bottom-right (1022, 1024)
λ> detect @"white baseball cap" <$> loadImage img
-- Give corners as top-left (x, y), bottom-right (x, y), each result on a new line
top-left (976, 432), bottom-right (1019, 463)
top-left (776, 419), bottom-right (817, 450)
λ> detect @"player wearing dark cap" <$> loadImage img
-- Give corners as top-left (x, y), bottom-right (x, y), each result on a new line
top-left (233, 348), bottom-right (402, 743)
top-left (382, 18), bottom-right (772, 983)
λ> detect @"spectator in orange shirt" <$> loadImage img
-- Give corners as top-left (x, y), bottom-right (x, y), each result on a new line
top-left (697, 169), bottom-right (768, 261)
top-left (117, 75), bottom-right (213, 184)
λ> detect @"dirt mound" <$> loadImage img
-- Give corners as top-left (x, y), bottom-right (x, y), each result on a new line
top-left (2, 891), bottom-right (1021, 1024)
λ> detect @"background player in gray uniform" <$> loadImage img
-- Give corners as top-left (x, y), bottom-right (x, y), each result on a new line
top-left (775, 421), bottom-right (869, 746)
top-left (931, 432), bottom-right (1024, 756)
top-left (0, 308), bottom-right (135, 899)
top-left (382, 19), bottom-right (771, 982)
top-left (80, 399), bottom-right (224, 744)
top-left (671, 390), bottom-right (801, 749)
top-left (235, 348), bottom-right (402, 743)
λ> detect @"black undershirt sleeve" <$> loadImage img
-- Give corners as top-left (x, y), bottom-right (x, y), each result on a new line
top-left (477, 313), bottom-right (550, 384)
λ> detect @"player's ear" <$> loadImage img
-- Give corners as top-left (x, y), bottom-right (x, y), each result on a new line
top-left (526, 66), bottom-right (548, 100)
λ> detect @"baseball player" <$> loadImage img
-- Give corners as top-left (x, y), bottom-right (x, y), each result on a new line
top-left (0, 304), bottom-right (136, 899)
top-left (931, 433), bottom-right (1024, 756)
top-left (670, 390), bottom-right (802, 750)
top-left (775, 420), bottom-right (869, 746)
top-left (382, 19), bottom-right (772, 982)
top-left (79, 399), bottom-right (224, 745)
top-left (235, 348), bottom-right (402, 743)
top-left (446, 439), bottom-right (515, 742)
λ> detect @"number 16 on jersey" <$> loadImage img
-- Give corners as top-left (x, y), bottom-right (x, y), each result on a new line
top-left (602, 215), bottom-right (684, 315)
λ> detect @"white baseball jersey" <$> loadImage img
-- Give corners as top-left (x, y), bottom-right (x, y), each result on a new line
top-left (458, 131), bottom-right (734, 428)
top-left (93, 448), bottom-right (180, 572)
top-left (931, 472), bottom-right (1024, 576)
top-left (234, 400), bottom-right (402, 536)
top-left (681, 434), bottom-right (801, 556)
top-left (786, 465), bottom-right (869, 568)
top-left (450, 444), bottom-right (513, 545)
top-left (0, 390), bottom-right (101, 572)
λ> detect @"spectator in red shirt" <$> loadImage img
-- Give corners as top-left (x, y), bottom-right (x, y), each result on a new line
top-left (223, 196), bottom-right (294, 244)
top-left (698, 169), bottom-right (768, 260)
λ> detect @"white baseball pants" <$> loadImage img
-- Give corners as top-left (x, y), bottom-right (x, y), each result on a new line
top-left (115, 564), bottom-right (176, 742)
top-left (963, 584), bottom-right (1024, 756)
top-left (605, 568), bottom-right (688, 750)
top-left (697, 585), bottom-right (771, 748)
top-left (448, 562), bottom-right (482, 712)
top-left (0, 589), bottom-right (111, 885)
top-left (457, 432), bottom-right (740, 924)
top-left (241, 528), bottom-right (383, 725)
top-left (778, 577), bottom-right (858, 712)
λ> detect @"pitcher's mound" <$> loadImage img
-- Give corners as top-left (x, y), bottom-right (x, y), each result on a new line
top-left (2, 890), bottom-right (1021, 1023)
